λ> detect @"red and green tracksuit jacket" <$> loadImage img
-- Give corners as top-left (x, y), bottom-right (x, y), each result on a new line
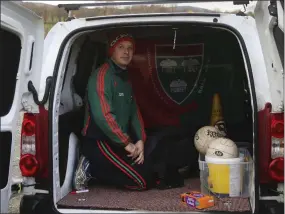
top-left (82, 59), bottom-right (146, 147)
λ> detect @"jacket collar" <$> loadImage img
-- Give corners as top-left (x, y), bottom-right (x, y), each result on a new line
top-left (108, 58), bottom-right (127, 74)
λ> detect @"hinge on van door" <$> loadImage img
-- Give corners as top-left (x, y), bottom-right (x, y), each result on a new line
top-left (28, 76), bottom-right (53, 106)
top-left (268, 0), bottom-right (278, 17)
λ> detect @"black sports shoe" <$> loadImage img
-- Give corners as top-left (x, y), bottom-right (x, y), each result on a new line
top-left (155, 168), bottom-right (184, 190)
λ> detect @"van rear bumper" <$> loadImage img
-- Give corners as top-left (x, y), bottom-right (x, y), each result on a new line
top-left (259, 200), bottom-right (284, 214)
top-left (20, 194), bottom-right (58, 214)
top-left (20, 194), bottom-right (283, 214)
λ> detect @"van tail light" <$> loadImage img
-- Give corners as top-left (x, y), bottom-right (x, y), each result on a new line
top-left (269, 113), bottom-right (284, 182)
top-left (20, 106), bottom-right (49, 181)
top-left (20, 113), bottom-right (38, 176)
top-left (271, 114), bottom-right (284, 139)
top-left (259, 104), bottom-right (284, 184)
top-left (19, 154), bottom-right (39, 177)
top-left (269, 157), bottom-right (284, 182)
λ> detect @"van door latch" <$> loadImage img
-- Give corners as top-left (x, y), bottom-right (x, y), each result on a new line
top-left (28, 76), bottom-right (53, 106)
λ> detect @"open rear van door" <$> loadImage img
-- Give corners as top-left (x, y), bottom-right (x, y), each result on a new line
top-left (0, 1), bottom-right (44, 213)
top-left (255, 1), bottom-right (284, 213)
top-left (255, 0), bottom-right (284, 111)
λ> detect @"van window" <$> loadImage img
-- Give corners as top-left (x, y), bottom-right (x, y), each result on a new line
top-left (0, 29), bottom-right (21, 117)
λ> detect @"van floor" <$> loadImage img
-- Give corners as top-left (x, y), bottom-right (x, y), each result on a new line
top-left (57, 178), bottom-right (250, 212)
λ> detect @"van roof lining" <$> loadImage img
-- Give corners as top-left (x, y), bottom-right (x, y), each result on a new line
top-left (85, 24), bottom-right (229, 43)
top-left (85, 12), bottom-right (220, 21)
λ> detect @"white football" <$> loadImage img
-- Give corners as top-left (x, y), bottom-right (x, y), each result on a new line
top-left (206, 138), bottom-right (238, 159)
top-left (194, 126), bottom-right (225, 154)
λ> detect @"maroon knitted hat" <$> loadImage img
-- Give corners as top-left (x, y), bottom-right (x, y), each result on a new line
top-left (108, 33), bottom-right (135, 56)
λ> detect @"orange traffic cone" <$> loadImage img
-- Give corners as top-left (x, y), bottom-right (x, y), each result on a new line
top-left (210, 93), bottom-right (227, 136)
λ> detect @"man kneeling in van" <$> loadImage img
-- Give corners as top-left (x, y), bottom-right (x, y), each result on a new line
top-left (73, 33), bottom-right (153, 191)
top-left (73, 33), bottom-right (186, 191)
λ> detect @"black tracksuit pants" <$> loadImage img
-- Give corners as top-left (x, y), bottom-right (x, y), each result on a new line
top-left (82, 127), bottom-right (198, 191)
top-left (82, 139), bottom-right (155, 190)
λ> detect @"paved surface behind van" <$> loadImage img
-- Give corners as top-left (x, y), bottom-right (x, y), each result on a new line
top-left (8, 139), bottom-right (22, 213)
top-left (9, 193), bottom-right (22, 213)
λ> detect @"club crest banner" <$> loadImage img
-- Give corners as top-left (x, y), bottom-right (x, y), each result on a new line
top-left (128, 40), bottom-right (204, 128)
top-left (155, 44), bottom-right (204, 105)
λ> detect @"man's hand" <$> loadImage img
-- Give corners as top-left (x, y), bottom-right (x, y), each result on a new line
top-left (134, 140), bottom-right (144, 165)
top-left (125, 143), bottom-right (139, 159)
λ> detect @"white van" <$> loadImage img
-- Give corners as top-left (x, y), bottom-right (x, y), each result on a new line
top-left (1, 0), bottom-right (284, 214)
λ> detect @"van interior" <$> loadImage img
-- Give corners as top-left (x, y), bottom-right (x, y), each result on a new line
top-left (0, 28), bottom-right (21, 191)
top-left (55, 23), bottom-right (254, 212)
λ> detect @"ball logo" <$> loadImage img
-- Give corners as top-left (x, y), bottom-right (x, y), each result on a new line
top-left (215, 120), bottom-right (227, 135)
top-left (195, 133), bottom-right (199, 141)
top-left (215, 151), bottom-right (223, 156)
top-left (206, 130), bottom-right (223, 138)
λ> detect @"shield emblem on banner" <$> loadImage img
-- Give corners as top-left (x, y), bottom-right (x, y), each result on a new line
top-left (155, 44), bottom-right (204, 105)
